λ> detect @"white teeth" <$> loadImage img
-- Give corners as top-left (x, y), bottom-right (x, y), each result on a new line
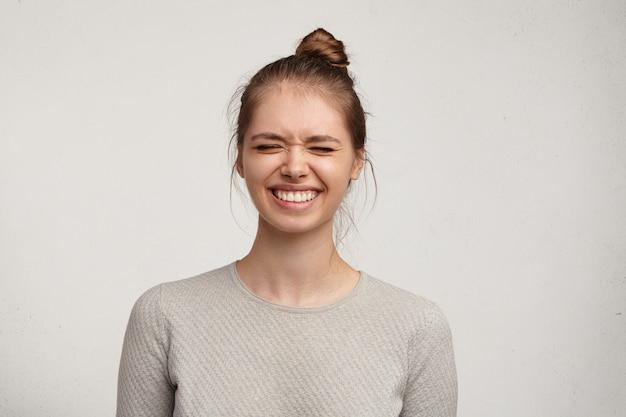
top-left (274, 190), bottom-right (318, 202)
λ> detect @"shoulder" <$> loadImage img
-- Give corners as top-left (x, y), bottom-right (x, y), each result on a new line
top-left (159, 263), bottom-right (234, 300)
top-left (131, 263), bottom-right (236, 319)
top-left (359, 274), bottom-right (452, 338)
top-left (361, 274), bottom-right (445, 318)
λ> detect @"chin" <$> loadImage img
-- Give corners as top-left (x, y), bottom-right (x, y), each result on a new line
top-left (259, 216), bottom-right (333, 236)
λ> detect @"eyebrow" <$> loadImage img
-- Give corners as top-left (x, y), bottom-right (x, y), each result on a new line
top-left (306, 135), bottom-right (341, 144)
top-left (249, 132), bottom-right (341, 144)
top-left (249, 132), bottom-right (285, 142)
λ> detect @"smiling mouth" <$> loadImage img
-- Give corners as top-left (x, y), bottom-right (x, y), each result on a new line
top-left (272, 190), bottom-right (319, 203)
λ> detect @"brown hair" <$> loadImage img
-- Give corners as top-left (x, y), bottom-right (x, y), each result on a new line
top-left (233, 28), bottom-right (366, 155)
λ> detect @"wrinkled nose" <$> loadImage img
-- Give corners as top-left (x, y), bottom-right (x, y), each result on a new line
top-left (280, 148), bottom-right (309, 178)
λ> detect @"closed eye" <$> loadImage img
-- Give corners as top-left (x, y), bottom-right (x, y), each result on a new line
top-left (255, 144), bottom-right (284, 152)
top-left (310, 147), bottom-right (335, 154)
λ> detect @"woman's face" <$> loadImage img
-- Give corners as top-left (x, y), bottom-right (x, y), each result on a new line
top-left (237, 85), bottom-right (363, 236)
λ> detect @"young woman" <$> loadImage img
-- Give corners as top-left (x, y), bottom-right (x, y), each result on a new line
top-left (117, 28), bottom-right (457, 417)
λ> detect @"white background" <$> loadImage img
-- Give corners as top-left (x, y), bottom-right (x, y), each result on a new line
top-left (1, 1), bottom-right (625, 416)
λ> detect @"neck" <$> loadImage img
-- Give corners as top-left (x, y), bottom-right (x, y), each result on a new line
top-left (236, 218), bottom-right (359, 307)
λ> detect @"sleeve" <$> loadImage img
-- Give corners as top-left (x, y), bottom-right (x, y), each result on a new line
top-left (400, 305), bottom-right (458, 417)
top-left (117, 285), bottom-right (175, 417)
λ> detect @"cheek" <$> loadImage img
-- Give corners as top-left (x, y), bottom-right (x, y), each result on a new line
top-left (242, 155), bottom-right (275, 186)
top-left (317, 160), bottom-right (355, 189)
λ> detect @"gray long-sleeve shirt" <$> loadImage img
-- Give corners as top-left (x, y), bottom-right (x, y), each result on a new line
top-left (117, 262), bottom-right (457, 416)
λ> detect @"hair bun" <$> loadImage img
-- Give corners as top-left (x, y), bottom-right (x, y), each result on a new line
top-left (295, 28), bottom-right (349, 69)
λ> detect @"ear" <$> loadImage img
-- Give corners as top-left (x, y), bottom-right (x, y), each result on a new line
top-left (236, 146), bottom-right (244, 178)
top-left (350, 149), bottom-right (365, 180)
top-left (236, 160), bottom-right (244, 178)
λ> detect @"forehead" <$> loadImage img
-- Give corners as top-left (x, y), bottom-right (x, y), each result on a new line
top-left (246, 84), bottom-right (350, 139)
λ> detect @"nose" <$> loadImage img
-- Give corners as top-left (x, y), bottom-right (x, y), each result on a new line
top-left (280, 147), bottom-right (309, 178)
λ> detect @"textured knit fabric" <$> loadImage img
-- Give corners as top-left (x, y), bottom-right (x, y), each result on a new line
top-left (117, 263), bottom-right (457, 417)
